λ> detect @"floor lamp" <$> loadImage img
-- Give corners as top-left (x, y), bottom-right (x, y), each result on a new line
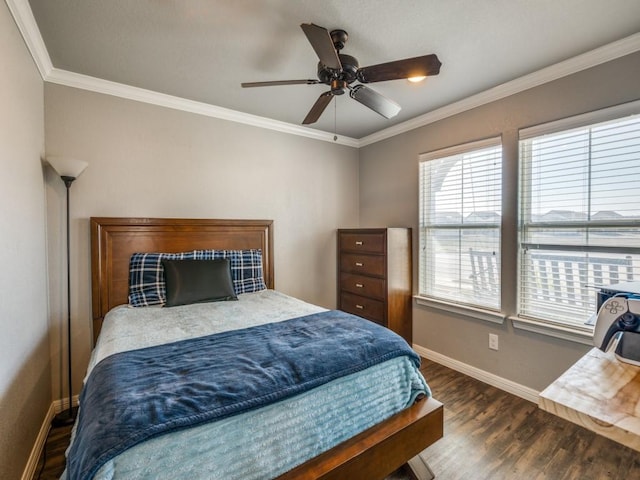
top-left (47, 156), bottom-right (88, 427)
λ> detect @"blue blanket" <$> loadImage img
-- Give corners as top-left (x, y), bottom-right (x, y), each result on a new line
top-left (67, 310), bottom-right (420, 480)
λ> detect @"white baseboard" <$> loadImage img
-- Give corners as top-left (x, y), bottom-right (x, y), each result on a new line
top-left (21, 403), bottom-right (54, 480)
top-left (413, 344), bottom-right (540, 404)
top-left (21, 395), bottom-right (79, 480)
top-left (53, 394), bottom-right (79, 414)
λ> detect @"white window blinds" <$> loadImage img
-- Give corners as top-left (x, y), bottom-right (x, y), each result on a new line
top-left (519, 111), bottom-right (640, 328)
top-left (419, 138), bottom-right (502, 310)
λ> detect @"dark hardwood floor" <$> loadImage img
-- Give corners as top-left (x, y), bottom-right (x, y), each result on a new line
top-left (35, 421), bottom-right (73, 480)
top-left (34, 360), bottom-right (640, 479)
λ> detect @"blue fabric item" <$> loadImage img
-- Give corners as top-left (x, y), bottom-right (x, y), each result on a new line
top-left (67, 311), bottom-right (420, 480)
top-left (128, 251), bottom-right (195, 306)
top-left (128, 249), bottom-right (266, 306)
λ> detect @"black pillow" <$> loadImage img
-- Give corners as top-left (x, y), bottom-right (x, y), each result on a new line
top-left (162, 259), bottom-right (238, 307)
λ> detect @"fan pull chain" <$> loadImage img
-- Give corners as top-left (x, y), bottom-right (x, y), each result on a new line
top-left (333, 98), bottom-right (338, 141)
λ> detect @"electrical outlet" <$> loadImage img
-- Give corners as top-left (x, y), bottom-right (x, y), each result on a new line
top-left (489, 333), bottom-right (499, 351)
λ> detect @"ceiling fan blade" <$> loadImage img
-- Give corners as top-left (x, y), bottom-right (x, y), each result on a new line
top-left (350, 85), bottom-right (401, 119)
top-left (241, 79), bottom-right (319, 88)
top-left (357, 54), bottom-right (442, 83)
top-left (302, 91), bottom-right (334, 124)
top-left (300, 23), bottom-right (342, 70)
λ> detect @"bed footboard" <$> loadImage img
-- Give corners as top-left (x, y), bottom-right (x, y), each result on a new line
top-left (276, 396), bottom-right (443, 480)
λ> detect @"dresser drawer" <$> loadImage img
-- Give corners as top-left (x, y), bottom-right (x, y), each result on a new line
top-left (339, 253), bottom-right (385, 277)
top-left (340, 292), bottom-right (385, 325)
top-left (339, 232), bottom-right (386, 254)
top-left (339, 272), bottom-right (385, 300)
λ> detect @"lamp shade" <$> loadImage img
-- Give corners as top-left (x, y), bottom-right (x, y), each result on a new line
top-left (47, 156), bottom-right (88, 179)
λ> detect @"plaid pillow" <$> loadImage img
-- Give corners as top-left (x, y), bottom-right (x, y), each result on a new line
top-left (128, 251), bottom-right (195, 307)
top-left (193, 249), bottom-right (267, 294)
top-left (128, 249), bottom-right (267, 307)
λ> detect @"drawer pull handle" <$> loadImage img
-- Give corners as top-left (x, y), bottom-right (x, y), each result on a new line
top-left (355, 241), bottom-right (363, 246)
top-left (355, 283), bottom-right (364, 288)
top-left (355, 262), bottom-right (363, 267)
top-left (355, 305), bottom-right (364, 309)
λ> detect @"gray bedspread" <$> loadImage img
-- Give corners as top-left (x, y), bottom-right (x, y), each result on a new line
top-left (67, 309), bottom-right (420, 480)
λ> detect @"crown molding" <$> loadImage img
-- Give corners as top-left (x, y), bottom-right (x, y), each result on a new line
top-left (359, 32), bottom-right (640, 147)
top-left (45, 68), bottom-right (360, 147)
top-left (6, 0), bottom-right (358, 147)
top-left (8, 0), bottom-right (639, 148)
top-left (5, 0), bottom-right (52, 78)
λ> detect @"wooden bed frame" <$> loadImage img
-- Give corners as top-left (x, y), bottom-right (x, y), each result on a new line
top-left (90, 217), bottom-right (443, 480)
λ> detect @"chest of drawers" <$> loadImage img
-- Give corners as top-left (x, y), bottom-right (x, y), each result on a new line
top-left (337, 228), bottom-right (412, 344)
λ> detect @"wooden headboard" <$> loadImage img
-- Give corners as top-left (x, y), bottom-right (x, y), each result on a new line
top-left (90, 217), bottom-right (274, 345)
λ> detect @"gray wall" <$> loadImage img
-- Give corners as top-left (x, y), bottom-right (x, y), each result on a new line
top-left (4, 3), bottom-right (638, 472)
top-left (43, 83), bottom-right (360, 401)
top-left (0, 2), bottom-right (50, 478)
top-left (359, 51), bottom-right (640, 391)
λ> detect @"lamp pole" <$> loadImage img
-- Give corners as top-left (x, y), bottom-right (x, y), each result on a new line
top-left (52, 175), bottom-right (77, 427)
top-left (46, 155), bottom-right (88, 428)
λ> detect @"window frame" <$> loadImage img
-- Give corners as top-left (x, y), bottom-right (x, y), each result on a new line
top-left (417, 136), bottom-right (503, 317)
top-left (414, 100), bottom-right (640, 342)
top-left (516, 101), bottom-right (640, 332)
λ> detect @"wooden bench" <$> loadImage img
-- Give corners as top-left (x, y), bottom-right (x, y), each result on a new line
top-left (468, 249), bottom-right (500, 297)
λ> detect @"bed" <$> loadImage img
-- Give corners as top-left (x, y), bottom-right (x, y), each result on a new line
top-left (70, 217), bottom-right (443, 480)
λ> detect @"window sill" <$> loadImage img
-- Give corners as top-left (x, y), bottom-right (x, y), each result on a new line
top-left (414, 295), bottom-right (506, 325)
top-left (510, 316), bottom-right (594, 346)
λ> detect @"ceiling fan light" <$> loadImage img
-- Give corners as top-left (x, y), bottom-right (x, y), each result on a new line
top-left (408, 76), bottom-right (427, 83)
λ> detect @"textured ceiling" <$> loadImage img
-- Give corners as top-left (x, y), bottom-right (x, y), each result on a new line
top-left (27, 0), bottom-right (640, 139)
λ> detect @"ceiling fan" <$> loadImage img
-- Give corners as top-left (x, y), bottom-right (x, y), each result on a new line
top-left (241, 23), bottom-right (442, 125)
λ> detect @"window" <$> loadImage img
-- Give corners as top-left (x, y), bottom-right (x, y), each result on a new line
top-left (519, 111), bottom-right (640, 329)
top-left (419, 138), bottom-right (502, 311)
